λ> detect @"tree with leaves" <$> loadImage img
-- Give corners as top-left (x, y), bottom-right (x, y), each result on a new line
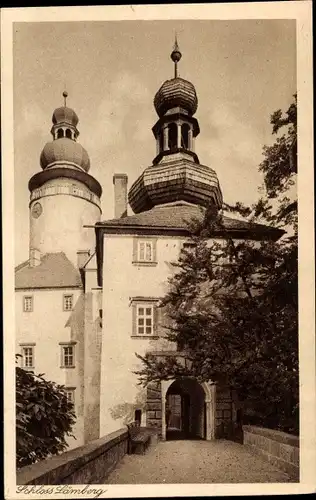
top-left (16, 359), bottom-right (76, 468)
top-left (136, 95), bottom-right (298, 434)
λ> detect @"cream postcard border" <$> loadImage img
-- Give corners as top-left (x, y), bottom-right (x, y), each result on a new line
top-left (2, 2), bottom-right (315, 498)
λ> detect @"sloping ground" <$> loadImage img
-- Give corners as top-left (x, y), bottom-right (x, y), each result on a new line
top-left (105, 440), bottom-right (292, 484)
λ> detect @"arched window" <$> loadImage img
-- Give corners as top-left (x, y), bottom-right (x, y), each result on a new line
top-left (135, 409), bottom-right (142, 426)
top-left (168, 123), bottom-right (177, 151)
top-left (66, 128), bottom-right (72, 139)
top-left (57, 128), bottom-right (64, 139)
top-left (181, 124), bottom-right (190, 149)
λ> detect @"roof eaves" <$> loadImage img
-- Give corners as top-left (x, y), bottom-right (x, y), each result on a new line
top-left (15, 284), bottom-right (83, 291)
top-left (100, 223), bottom-right (190, 231)
top-left (97, 224), bottom-right (191, 236)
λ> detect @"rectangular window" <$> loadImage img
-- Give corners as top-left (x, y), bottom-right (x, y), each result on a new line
top-left (132, 298), bottom-right (159, 337)
top-left (133, 238), bottom-right (157, 265)
top-left (137, 304), bottom-right (154, 335)
top-left (183, 241), bottom-right (196, 250)
top-left (21, 346), bottom-right (34, 369)
top-left (63, 294), bottom-right (73, 311)
top-left (23, 296), bottom-right (33, 312)
top-left (65, 388), bottom-right (75, 404)
top-left (138, 241), bottom-right (153, 262)
top-left (61, 344), bottom-right (75, 367)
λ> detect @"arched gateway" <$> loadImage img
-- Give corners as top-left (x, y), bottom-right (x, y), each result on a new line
top-left (160, 378), bottom-right (216, 441)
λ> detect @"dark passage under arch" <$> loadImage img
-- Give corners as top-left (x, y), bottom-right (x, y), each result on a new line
top-left (166, 378), bottom-right (206, 440)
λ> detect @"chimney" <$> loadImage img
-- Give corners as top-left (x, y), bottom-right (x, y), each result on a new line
top-left (113, 173), bottom-right (128, 218)
top-left (29, 248), bottom-right (41, 267)
top-left (77, 250), bottom-right (91, 269)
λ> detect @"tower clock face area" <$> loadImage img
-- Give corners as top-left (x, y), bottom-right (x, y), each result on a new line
top-left (31, 202), bottom-right (43, 219)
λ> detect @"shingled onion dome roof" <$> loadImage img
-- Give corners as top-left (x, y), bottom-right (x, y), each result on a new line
top-left (153, 37), bottom-right (198, 117)
top-left (40, 137), bottom-right (90, 172)
top-left (52, 105), bottom-right (79, 127)
top-left (154, 77), bottom-right (198, 117)
top-left (128, 157), bottom-right (222, 213)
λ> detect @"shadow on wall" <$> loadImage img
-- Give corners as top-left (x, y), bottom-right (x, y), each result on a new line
top-left (110, 388), bottom-right (147, 425)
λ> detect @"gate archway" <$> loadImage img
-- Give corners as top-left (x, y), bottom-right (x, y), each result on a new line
top-left (162, 378), bottom-right (215, 441)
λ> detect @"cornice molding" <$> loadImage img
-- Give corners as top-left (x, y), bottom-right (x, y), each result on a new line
top-left (28, 167), bottom-right (102, 199)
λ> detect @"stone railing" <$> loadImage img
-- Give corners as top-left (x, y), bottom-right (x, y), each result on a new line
top-left (17, 428), bottom-right (128, 485)
top-left (243, 425), bottom-right (299, 481)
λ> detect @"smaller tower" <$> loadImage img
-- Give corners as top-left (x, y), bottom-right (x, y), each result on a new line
top-left (29, 93), bottom-right (102, 267)
top-left (128, 40), bottom-right (222, 214)
top-left (152, 36), bottom-right (200, 165)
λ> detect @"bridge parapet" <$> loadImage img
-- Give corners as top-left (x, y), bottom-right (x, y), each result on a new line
top-left (17, 428), bottom-right (128, 485)
top-left (243, 425), bottom-right (299, 481)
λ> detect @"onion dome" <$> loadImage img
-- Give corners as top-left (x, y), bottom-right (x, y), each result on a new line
top-left (52, 91), bottom-right (79, 127)
top-left (154, 37), bottom-right (198, 117)
top-left (52, 106), bottom-right (79, 127)
top-left (40, 137), bottom-right (90, 172)
top-left (154, 77), bottom-right (198, 117)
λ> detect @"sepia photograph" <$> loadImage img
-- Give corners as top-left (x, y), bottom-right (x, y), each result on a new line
top-left (2, 2), bottom-right (315, 498)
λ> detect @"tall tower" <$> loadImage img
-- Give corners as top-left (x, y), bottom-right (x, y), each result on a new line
top-left (128, 39), bottom-right (222, 213)
top-left (28, 92), bottom-right (102, 267)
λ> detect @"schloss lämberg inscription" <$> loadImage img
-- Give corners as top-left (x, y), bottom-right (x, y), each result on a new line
top-left (16, 485), bottom-right (107, 498)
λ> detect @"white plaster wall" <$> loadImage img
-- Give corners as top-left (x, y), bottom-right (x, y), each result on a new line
top-left (29, 178), bottom-right (101, 267)
top-left (99, 233), bottom-right (252, 436)
top-left (99, 234), bottom-right (186, 435)
top-left (82, 263), bottom-right (103, 443)
top-left (15, 288), bottom-right (84, 448)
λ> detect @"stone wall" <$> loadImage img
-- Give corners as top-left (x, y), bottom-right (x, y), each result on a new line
top-left (17, 429), bottom-right (128, 485)
top-left (146, 381), bottom-right (162, 435)
top-left (215, 385), bottom-right (233, 438)
top-left (243, 425), bottom-right (299, 481)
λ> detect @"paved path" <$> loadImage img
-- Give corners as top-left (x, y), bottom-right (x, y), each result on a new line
top-left (106, 440), bottom-right (292, 484)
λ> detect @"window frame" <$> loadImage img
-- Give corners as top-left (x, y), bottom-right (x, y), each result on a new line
top-left (182, 240), bottom-right (197, 251)
top-left (20, 343), bottom-right (35, 369)
top-left (63, 294), bottom-right (74, 312)
top-left (133, 238), bottom-right (157, 266)
top-left (131, 298), bottom-right (159, 338)
top-left (60, 342), bottom-right (76, 368)
top-left (136, 304), bottom-right (154, 336)
top-left (65, 387), bottom-right (75, 405)
top-left (23, 295), bottom-right (33, 313)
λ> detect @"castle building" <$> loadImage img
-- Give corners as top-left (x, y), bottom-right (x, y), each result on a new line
top-left (95, 41), bottom-right (282, 440)
top-left (15, 93), bottom-right (103, 447)
top-left (15, 42), bottom-right (282, 446)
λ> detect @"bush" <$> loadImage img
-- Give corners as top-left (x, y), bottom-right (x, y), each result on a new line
top-left (16, 361), bottom-right (76, 468)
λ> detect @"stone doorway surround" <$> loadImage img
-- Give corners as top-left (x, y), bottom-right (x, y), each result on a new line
top-left (161, 378), bottom-right (216, 441)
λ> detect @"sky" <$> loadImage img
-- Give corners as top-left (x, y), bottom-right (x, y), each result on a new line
top-left (13, 19), bottom-right (296, 265)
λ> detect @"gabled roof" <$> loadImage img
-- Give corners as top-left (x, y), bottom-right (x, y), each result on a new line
top-left (15, 252), bottom-right (82, 290)
top-left (96, 203), bottom-right (284, 240)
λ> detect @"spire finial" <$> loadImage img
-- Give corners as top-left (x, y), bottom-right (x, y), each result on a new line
top-left (62, 90), bottom-right (68, 107)
top-left (170, 34), bottom-right (182, 78)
